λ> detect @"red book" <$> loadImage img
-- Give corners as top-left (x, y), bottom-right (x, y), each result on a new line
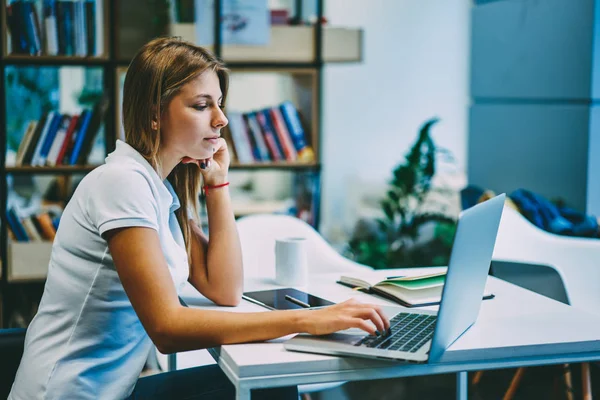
top-left (269, 108), bottom-right (297, 161)
top-left (55, 114), bottom-right (79, 165)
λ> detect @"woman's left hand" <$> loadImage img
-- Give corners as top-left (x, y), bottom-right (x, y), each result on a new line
top-left (181, 138), bottom-right (230, 185)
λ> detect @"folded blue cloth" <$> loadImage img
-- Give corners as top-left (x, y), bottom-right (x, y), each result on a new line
top-left (509, 189), bottom-right (598, 238)
top-left (460, 186), bottom-right (599, 238)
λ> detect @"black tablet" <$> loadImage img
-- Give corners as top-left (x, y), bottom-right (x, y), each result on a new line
top-left (242, 288), bottom-right (335, 310)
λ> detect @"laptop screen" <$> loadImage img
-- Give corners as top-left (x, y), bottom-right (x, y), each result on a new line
top-left (427, 194), bottom-right (505, 362)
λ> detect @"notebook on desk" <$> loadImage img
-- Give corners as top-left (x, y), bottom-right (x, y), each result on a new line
top-left (337, 270), bottom-right (495, 308)
top-left (284, 194), bottom-right (506, 363)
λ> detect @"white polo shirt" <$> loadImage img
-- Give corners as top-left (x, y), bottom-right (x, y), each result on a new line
top-left (9, 140), bottom-right (190, 400)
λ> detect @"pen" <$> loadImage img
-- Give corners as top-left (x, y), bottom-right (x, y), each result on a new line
top-left (241, 295), bottom-right (275, 310)
top-left (284, 294), bottom-right (311, 309)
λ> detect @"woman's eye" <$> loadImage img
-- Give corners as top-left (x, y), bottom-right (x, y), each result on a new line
top-left (193, 104), bottom-right (208, 111)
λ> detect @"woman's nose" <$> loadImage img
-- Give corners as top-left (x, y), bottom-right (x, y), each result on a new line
top-left (213, 108), bottom-right (228, 129)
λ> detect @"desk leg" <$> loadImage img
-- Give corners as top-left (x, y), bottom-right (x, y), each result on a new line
top-left (456, 371), bottom-right (468, 400)
top-left (167, 354), bottom-right (176, 372)
top-left (236, 386), bottom-right (251, 400)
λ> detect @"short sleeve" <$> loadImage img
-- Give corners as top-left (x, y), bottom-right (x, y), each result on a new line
top-left (88, 166), bottom-right (160, 236)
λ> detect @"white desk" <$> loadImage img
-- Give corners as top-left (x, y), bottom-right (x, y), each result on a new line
top-left (180, 267), bottom-right (600, 400)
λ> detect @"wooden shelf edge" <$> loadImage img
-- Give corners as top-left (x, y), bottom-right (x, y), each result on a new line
top-left (6, 276), bottom-right (47, 284)
top-left (163, 24), bottom-right (363, 64)
top-left (4, 55), bottom-right (109, 62)
top-left (230, 162), bottom-right (320, 170)
top-left (5, 165), bottom-right (101, 174)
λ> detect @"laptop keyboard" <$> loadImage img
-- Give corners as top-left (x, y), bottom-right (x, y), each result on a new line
top-left (355, 312), bottom-right (436, 353)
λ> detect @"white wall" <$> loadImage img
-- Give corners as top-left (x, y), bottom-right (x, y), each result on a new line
top-left (321, 0), bottom-right (471, 244)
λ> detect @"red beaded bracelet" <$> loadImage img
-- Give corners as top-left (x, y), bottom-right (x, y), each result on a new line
top-left (203, 182), bottom-right (230, 195)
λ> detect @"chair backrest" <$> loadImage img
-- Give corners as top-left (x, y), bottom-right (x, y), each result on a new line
top-left (0, 328), bottom-right (26, 398)
top-left (236, 214), bottom-right (368, 279)
top-left (493, 205), bottom-right (600, 316)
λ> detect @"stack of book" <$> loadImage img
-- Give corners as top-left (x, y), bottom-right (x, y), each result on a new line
top-left (13, 96), bottom-right (108, 167)
top-left (226, 101), bottom-right (315, 164)
top-left (7, 0), bottom-right (104, 56)
top-left (6, 208), bottom-right (59, 242)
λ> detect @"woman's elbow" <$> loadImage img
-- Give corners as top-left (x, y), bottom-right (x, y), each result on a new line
top-left (148, 316), bottom-right (181, 354)
top-left (212, 292), bottom-right (242, 307)
top-left (151, 328), bottom-right (178, 354)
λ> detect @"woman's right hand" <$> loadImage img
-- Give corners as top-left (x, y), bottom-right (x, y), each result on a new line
top-left (299, 298), bottom-right (391, 336)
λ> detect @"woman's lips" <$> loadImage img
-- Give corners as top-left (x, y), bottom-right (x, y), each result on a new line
top-left (205, 137), bottom-right (220, 144)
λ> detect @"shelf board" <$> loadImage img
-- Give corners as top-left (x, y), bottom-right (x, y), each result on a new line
top-left (5, 164), bottom-right (317, 173)
top-left (5, 165), bottom-right (101, 174)
top-left (230, 162), bottom-right (320, 171)
top-left (3, 55), bottom-right (109, 66)
top-left (168, 25), bottom-right (363, 64)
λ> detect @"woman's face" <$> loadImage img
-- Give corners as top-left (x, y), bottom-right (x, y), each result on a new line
top-left (160, 70), bottom-right (228, 161)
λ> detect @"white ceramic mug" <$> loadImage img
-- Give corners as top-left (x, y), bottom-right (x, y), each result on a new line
top-left (275, 237), bottom-right (308, 286)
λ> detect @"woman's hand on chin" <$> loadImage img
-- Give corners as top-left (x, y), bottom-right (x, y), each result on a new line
top-left (181, 138), bottom-right (230, 185)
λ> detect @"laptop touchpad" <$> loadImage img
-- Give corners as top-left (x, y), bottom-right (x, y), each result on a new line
top-left (318, 331), bottom-right (365, 345)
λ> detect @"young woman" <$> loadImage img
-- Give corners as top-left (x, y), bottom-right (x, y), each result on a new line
top-left (9, 37), bottom-right (389, 400)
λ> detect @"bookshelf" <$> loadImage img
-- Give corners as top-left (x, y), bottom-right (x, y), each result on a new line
top-left (0, 0), bottom-right (363, 328)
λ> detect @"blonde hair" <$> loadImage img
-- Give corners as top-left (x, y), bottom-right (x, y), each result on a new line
top-left (122, 36), bottom-right (229, 258)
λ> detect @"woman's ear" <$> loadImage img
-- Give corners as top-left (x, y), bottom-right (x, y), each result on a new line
top-left (151, 105), bottom-right (159, 131)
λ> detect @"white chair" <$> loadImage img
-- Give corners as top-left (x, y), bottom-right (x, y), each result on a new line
top-left (236, 213), bottom-right (369, 279)
top-left (475, 204), bottom-right (600, 399)
top-left (493, 205), bottom-right (600, 317)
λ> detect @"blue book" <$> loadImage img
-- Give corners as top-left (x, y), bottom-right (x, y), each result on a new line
top-left (279, 101), bottom-right (309, 153)
top-left (7, 1), bottom-right (29, 54)
top-left (21, 1), bottom-right (41, 55)
top-left (6, 208), bottom-right (29, 242)
top-left (38, 113), bottom-right (64, 165)
top-left (255, 110), bottom-right (284, 161)
top-left (84, 0), bottom-right (96, 55)
top-left (69, 109), bottom-right (92, 165)
top-left (57, 0), bottom-right (74, 55)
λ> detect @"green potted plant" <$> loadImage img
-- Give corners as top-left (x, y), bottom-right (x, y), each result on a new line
top-left (346, 118), bottom-right (458, 269)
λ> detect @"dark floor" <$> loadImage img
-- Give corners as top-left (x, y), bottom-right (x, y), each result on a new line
top-left (316, 363), bottom-right (598, 400)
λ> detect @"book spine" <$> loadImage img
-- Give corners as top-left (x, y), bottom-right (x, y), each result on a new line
top-left (84, 0), bottom-right (95, 55)
top-left (22, 217), bottom-right (42, 241)
top-left (256, 110), bottom-right (284, 161)
top-left (63, 0), bottom-right (74, 56)
top-left (69, 108), bottom-right (93, 165)
top-left (279, 101), bottom-right (315, 163)
top-left (76, 98), bottom-right (109, 165)
top-left (6, 208), bottom-right (29, 242)
top-left (55, 114), bottom-right (79, 165)
top-left (22, 112), bottom-right (49, 165)
top-left (94, 0), bottom-right (103, 56)
top-left (245, 112), bottom-right (271, 161)
top-left (46, 115), bottom-right (71, 166)
top-left (62, 110), bottom-right (87, 164)
top-left (31, 111), bottom-right (57, 166)
top-left (43, 0), bottom-right (58, 55)
top-left (21, 1), bottom-right (41, 55)
top-left (269, 107), bottom-right (297, 161)
top-left (15, 121), bottom-right (38, 166)
top-left (74, 0), bottom-right (87, 56)
top-left (37, 112), bottom-right (63, 166)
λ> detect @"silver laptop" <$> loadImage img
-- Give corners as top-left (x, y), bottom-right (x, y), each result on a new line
top-left (284, 193), bottom-right (506, 363)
